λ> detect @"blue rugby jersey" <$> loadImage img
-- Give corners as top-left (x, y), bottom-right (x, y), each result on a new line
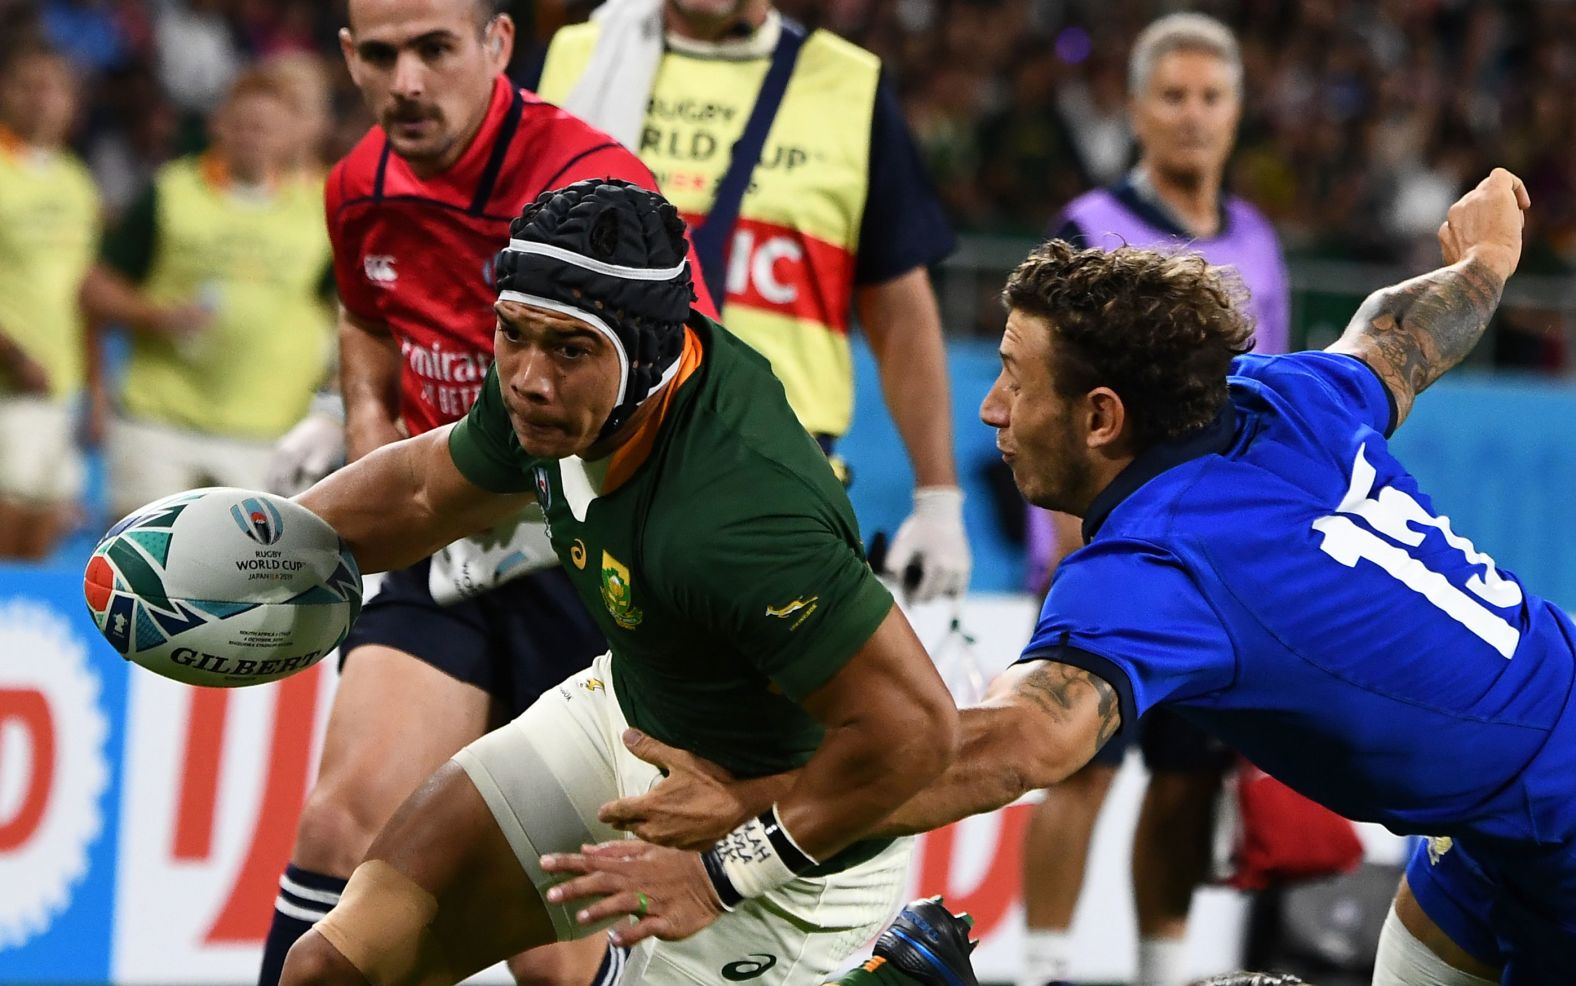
top-left (1022, 351), bottom-right (1576, 846)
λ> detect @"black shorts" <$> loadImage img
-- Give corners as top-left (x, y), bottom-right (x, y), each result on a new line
top-left (341, 559), bottom-right (606, 718)
top-left (1090, 704), bottom-right (1235, 773)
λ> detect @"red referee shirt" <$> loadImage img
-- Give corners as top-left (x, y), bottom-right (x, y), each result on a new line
top-left (326, 76), bottom-right (716, 435)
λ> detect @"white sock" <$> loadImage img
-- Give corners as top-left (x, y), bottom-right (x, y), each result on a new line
top-left (1019, 928), bottom-right (1073, 986)
top-left (1135, 935), bottom-right (1187, 986)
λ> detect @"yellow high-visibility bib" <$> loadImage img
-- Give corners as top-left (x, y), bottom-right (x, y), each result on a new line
top-left (121, 159), bottom-right (333, 439)
top-left (0, 135), bottom-right (99, 398)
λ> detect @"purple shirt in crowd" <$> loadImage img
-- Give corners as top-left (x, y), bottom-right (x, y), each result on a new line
top-left (1025, 175), bottom-right (1293, 589)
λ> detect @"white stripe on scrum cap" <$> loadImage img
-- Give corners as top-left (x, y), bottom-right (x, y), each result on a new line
top-left (497, 290), bottom-right (630, 407)
top-left (505, 240), bottom-right (688, 282)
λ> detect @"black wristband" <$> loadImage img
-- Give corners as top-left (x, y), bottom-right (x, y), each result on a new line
top-left (759, 807), bottom-right (817, 874)
top-left (701, 847), bottom-right (743, 910)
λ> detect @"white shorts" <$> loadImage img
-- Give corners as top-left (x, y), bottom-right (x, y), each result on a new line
top-left (453, 653), bottom-right (913, 986)
top-left (106, 416), bottom-right (273, 518)
top-left (0, 396), bottom-right (83, 504)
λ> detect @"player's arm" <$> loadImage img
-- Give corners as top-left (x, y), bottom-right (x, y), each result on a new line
top-left (338, 305), bottom-right (405, 461)
top-left (767, 605), bottom-right (959, 860)
top-left (873, 658), bottom-right (1119, 835)
top-left (541, 604), bottom-right (958, 946)
top-left (599, 655), bottom-right (1120, 847)
top-left (295, 426), bottom-right (532, 574)
top-left (1328, 168), bottom-right (1528, 428)
top-left (602, 605), bottom-right (961, 861)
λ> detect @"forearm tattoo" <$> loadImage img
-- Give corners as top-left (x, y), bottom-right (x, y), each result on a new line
top-left (1016, 662), bottom-right (1122, 754)
top-left (1346, 257), bottom-right (1504, 425)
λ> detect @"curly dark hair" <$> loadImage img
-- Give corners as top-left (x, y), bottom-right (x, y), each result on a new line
top-left (1002, 240), bottom-right (1256, 447)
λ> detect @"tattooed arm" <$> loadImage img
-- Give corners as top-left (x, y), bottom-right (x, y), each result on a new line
top-left (1329, 168), bottom-right (1529, 428)
top-left (873, 660), bottom-right (1121, 837)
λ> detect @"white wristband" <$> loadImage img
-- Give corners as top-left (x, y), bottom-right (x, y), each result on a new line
top-left (701, 806), bottom-right (820, 907)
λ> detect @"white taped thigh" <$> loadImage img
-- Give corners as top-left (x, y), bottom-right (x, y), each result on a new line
top-left (1373, 905), bottom-right (1496, 986)
top-left (452, 657), bottom-right (624, 941)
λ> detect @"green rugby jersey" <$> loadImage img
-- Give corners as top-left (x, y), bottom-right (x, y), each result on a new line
top-left (449, 314), bottom-right (895, 779)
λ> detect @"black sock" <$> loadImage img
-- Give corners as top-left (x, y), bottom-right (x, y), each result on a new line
top-left (256, 863), bottom-right (349, 986)
top-left (590, 935), bottom-right (630, 986)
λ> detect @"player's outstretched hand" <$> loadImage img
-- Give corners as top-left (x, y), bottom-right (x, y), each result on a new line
top-left (1439, 167), bottom-right (1530, 279)
top-left (541, 840), bottom-right (723, 947)
top-left (598, 730), bottom-right (795, 851)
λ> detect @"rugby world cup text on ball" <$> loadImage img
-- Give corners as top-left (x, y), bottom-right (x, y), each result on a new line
top-left (237, 548), bottom-right (306, 580)
top-left (171, 647), bottom-right (323, 679)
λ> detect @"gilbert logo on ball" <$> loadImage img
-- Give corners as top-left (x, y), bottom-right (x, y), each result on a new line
top-left (83, 488), bottom-right (362, 688)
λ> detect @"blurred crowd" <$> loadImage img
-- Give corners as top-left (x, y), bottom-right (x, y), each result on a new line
top-left (1, 0), bottom-right (371, 218)
top-left (11, 0), bottom-right (1576, 261)
top-left (12, 0), bottom-right (1571, 363)
top-left (779, 0), bottom-right (1576, 272)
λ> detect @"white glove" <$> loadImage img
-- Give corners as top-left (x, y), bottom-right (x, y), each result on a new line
top-left (427, 507), bottom-right (560, 604)
top-left (265, 405), bottom-right (345, 497)
top-left (885, 486), bottom-right (971, 603)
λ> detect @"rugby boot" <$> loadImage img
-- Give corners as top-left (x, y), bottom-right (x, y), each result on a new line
top-left (870, 896), bottom-right (980, 986)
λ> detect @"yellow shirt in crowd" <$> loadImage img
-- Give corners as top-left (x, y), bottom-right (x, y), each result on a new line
top-left (0, 127), bottom-right (100, 400)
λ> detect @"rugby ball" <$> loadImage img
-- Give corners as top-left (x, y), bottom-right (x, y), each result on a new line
top-left (83, 488), bottom-right (362, 687)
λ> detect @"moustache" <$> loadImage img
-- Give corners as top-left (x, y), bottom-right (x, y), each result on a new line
top-left (387, 103), bottom-right (438, 123)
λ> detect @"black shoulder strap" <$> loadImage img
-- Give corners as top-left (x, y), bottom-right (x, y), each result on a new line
top-left (690, 19), bottom-right (808, 303)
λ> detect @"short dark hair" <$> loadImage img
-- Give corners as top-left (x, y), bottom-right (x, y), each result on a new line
top-left (474, 0), bottom-right (509, 29)
top-left (1002, 239), bottom-right (1255, 448)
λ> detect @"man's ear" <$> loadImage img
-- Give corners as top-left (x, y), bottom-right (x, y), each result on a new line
top-left (485, 14), bottom-right (515, 68)
top-left (1084, 387), bottom-right (1127, 451)
top-left (338, 27), bottom-right (359, 80)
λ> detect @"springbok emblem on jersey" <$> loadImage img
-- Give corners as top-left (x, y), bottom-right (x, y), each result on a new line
top-left (600, 551), bottom-right (643, 630)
